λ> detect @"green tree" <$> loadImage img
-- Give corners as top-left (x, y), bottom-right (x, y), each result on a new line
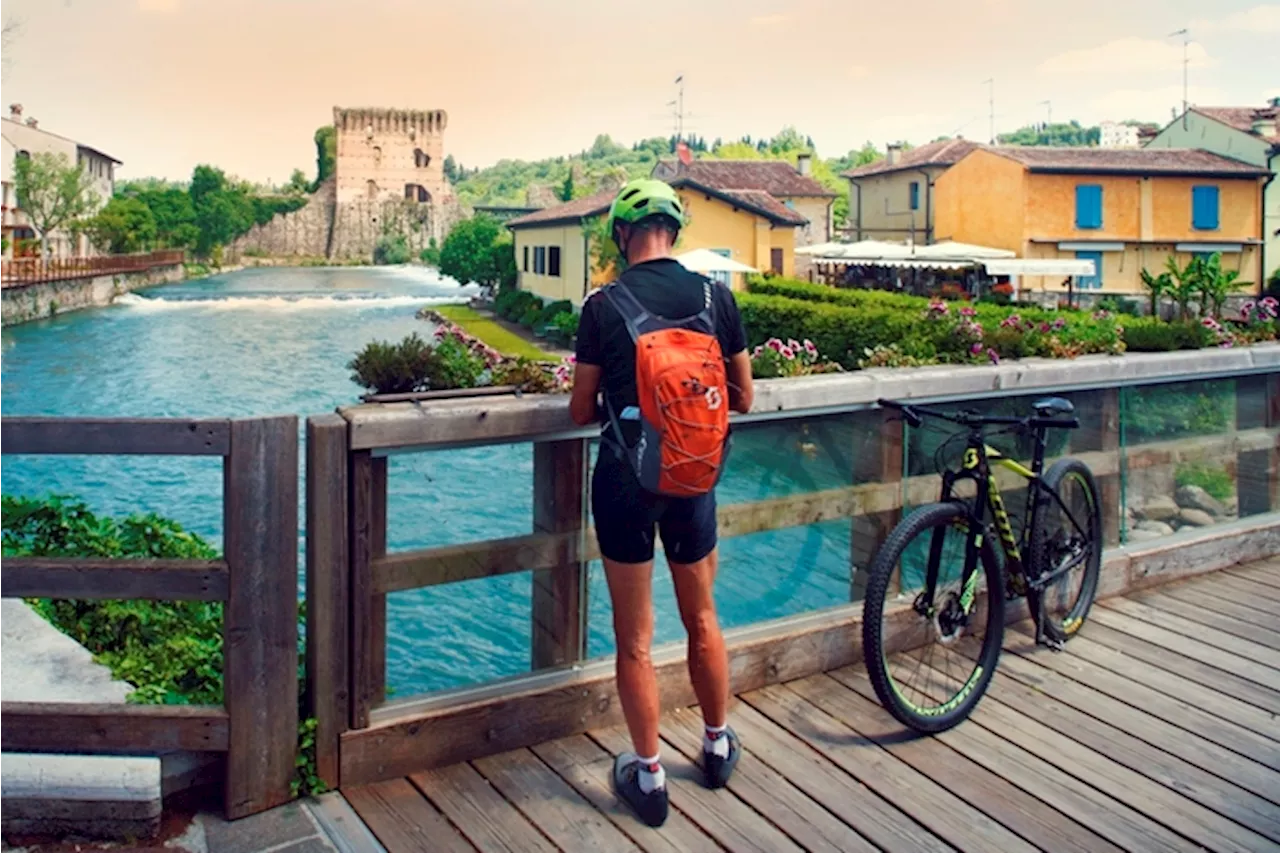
top-left (189, 165), bottom-right (255, 257)
top-left (13, 151), bottom-right (99, 256)
top-left (310, 126), bottom-right (336, 191)
top-left (286, 169), bottom-right (309, 195)
top-left (1139, 267), bottom-right (1173, 319)
top-left (559, 171), bottom-right (575, 202)
top-left (84, 196), bottom-right (158, 254)
top-left (443, 154), bottom-right (461, 184)
top-left (1196, 252), bottom-right (1249, 319)
top-left (439, 213), bottom-right (506, 287)
top-left (583, 215), bottom-right (621, 280)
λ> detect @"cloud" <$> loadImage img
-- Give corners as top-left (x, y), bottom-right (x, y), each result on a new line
top-left (137, 0), bottom-right (178, 11)
top-left (1194, 4), bottom-right (1280, 33)
top-left (1037, 37), bottom-right (1213, 77)
top-left (1089, 85), bottom-right (1225, 122)
top-left (847, 65), bottom-right (871, 80)
top-left (749, 14), bottom-right (789, 26)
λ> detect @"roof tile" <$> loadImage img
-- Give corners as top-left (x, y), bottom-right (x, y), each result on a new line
top-left (653, 159), bottom-right (836, 197)
top-left (504, 189), bottom-right (614, 228)
top-left (843, 139), bottom-right (980, 178)
top-left (984, 145), bottom-right (1269, 176)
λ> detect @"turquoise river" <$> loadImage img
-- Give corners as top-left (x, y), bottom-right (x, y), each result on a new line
top-left (1, 267), bottom-right (857, 697)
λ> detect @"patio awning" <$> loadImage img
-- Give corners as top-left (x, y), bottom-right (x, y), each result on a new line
top-left (674, 248), bottom-right (760, 274)
top-left (983, 258), bottom-right (1096, 276)
top-left (815, 258), bottom-right (973, 270)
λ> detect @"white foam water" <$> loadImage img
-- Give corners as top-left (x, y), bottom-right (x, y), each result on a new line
top-left (114, 293), bottom-right (468, 312)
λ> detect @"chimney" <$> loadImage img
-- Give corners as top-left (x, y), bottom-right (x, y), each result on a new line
top-left (8, 103), bottom-right (21, 119)
top-left (1271, 97), bottom-right (1280, 109)
top-left (886, 143), bottom-right (902, 166)
top-left (796, 152), bottom-right (812, 176)
top-left (1253, 111), bottom-right (1278, 138)
top-left (25, 117), bottom-right (38, 129)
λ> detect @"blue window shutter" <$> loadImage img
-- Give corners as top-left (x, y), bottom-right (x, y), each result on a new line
top-left (1192, 186), bottom-right (1219, 230)
top-left (1075, 251), bottom-right (1103, 289)
top-left (1075, 185), bottom-right (1102, 229)
top-left (909, 182), bottom-right (920, 211)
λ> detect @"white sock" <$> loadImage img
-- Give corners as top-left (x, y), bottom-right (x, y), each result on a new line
top-left (703, 724), bottom-right (730, 759)
top-left (636, 753), bottom-right (665, 794)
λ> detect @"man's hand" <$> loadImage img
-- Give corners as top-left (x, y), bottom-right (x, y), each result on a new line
top-left (570, 362), bottom-right (603, 425)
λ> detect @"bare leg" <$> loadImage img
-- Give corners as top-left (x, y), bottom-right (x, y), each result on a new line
top-left (603, 557), bottom-right (660, 757)
top-left (670, 546), bottom-right (729, 728)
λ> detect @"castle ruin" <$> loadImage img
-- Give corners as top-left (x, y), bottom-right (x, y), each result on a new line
top-left (232, 106), bottom-right (463, 262)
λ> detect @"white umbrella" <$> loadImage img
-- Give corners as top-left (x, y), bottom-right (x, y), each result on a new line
top-left (674, 248), bottom-right (760, 274)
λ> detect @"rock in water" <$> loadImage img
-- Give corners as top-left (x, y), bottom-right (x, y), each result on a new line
top-left (1178, 508), bottom-right (1216, 527)
top-left (1134, 520), bottom-right (1175, 536)
top-left (1139, 496), bottom-right (1180, 522)
top-left (1175, 484), bottom-right (1226, 517)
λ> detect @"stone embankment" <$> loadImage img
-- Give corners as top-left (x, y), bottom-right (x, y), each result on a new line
top-left (1129, 484), bottom-right (1239, 542)
top-left (1, 261), bottom-right (186, 326)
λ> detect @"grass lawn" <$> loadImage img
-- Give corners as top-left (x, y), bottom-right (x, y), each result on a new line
top-left (435, 304), bottom-right (557, 362)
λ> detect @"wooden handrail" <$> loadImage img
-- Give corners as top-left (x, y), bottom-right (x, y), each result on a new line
top-left (0, 249), bottom-right (186, 287)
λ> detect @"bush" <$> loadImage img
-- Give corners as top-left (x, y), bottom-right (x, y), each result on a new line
top-left (1125, 379), bottom-right (1233, 443)
top-left (536, 299), bottom-right (572, 329)
top-left (736, 293), bottom-right (930, 370)
top-left (420, 237), bottom-right (441, 267)
top-left (373, 233), bottom-right (411, 265)
top-left (1121, 317), bottom-right (1212, 351)
top-left (425, 334), bottom-right (487, 390)
top-left (347, 333), bottom-right (435, 394)
top-left (550, 310), bottom-right (579, 338)
top-left (1175, 462), bottom-right (1234, 503)
top-left (519, 302), bottom-right (544, 328)
top-left (496, 290), bottom-right (539, 322)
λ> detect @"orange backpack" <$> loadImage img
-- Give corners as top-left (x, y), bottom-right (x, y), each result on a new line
top-left (602, 278), bottom-right (732, 497)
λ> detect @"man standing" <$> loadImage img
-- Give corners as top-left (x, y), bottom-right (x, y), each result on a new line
top-left (569, 178), bottom-right (754, 827)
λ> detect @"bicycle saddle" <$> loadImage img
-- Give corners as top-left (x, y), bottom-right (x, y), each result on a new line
top-left (1033, 397), bottom-right (1075, 417)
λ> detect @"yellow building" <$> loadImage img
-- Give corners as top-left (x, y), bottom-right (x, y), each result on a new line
top-left (933, 146), bottom-right (1269, 296)
top-left (505, 176), bottom-right (805, 306)
top-left (842, 139), bottom-right (980, 244)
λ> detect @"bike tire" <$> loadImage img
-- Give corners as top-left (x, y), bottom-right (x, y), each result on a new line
top-left (862, 500), bottom-right (1005, 733)
top-left (1028, 457), bottom-right (1103, 638)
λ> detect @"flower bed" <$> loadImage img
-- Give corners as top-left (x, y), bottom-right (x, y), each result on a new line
top-left (347, 311), bottom-right (575, 398)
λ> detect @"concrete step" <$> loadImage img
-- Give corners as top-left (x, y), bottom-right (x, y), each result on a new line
top-left (1, 600), bottom-right (163, 842)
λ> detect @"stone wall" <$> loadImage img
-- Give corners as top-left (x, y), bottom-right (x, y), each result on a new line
top-left (232, 181), bottom-right (335, 258)
top-left (1, 262), bottom-right (185, 327)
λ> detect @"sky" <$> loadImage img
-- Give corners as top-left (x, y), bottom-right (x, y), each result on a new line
top-left (1, 0), bottom-right (1277, 186)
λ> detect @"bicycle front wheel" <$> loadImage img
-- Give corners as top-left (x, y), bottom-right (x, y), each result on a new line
top-left (861, 501), bottom-right (1005, 733)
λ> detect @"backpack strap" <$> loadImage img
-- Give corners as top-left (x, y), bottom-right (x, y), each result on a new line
top-left (602, 277), bottom-right (717, 342)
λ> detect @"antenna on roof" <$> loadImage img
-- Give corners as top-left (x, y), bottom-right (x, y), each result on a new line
top-left (982, 78), bottom-right (995, 143)
top-left (1039, 100), bottom-right (1052, 130)
top-left (1168, 28), bottom-right (1189, 129)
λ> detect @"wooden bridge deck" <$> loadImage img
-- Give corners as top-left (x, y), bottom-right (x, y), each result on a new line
top-left (343, 559), bottom-right (1280, 853)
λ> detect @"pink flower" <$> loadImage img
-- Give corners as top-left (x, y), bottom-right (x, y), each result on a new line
top-left (780, 346), bottom-right (796, 359)
top-left (1000, 314), bottom-right (1022, 329)
top-left (787, 338), bottom-right (802, 352)
top-left (988, 349), bottom-right (1001, 365)
top-left (970, 343), bottom-right (983, 356)
top-left (960, 306), bottom-right (977, 318)
top-left (1053, 318), bottom-right (1066, 330)
top-left (752, 345), bottom-right (763, 356)
top-left (1241, 300), bottom-right (1256, 319)
top-left (1039, 322), bottom-right (1051, 333)
top-left (766, 338), bottom-right (783, 352)
top-left (803, 339), bottom-right (817, 354)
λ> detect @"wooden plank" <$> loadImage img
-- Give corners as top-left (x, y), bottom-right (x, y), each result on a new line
top-left (1089, 606), bottom-right (1280, 692)
top-left (343, 779), bottom-right (475, 853)
top-left (660, 705), bottom-right (880, 853)
top-left (1224, 562), bottom-right (1280, 590)
top-left (966, 649), bottom-right (1280, 848)
top-left (1167, 576), bottom-right (1278, 619)
top-left (1036, 625), bottom-right (1280, 744)
top-left (829, 666), bottom-right (1206, 853)
top-left (531, 735), bottom-right (722, 853)
top-left (1079, 618), bottom-right (1280, 715)
top-left (1204, 572), bottom-right (1280, 604)
top-left (1157, 580), bottom-right (1280, 637)
top-left (1, 417), bottom-right (231, 456)
top-left (1101, 598), bottom-right (1280, 670)
top-left (222, 416), bottom-right (300, 819)
top-left (1131, 588), bottom-right (1280, 651)
top-left (995, 632), bottom-right (1280, 792)
top-left (914, 656), bottom-right (1278, 853)
top-left (1, 557), bottom-right (228, 601)
top-left (588, 725), bottom-right (806, 853)
top-left (349, 451), bottom-right (376, 730)
top-left (781, 674), bottom-right (1123, 853)
top-left (530, 439), bottom-right (587, 670)
top-left (306, 414), bottom-right (350, 790)
top-left (471, 748), bottom-right (642, 852)
top-left (340, 598), bottom-right (879, 785)
top-left (370, 456), bottom-right (388, 708)
top-left (740, 683), bottom-right (1038, 853)
top-left (410, 762), bottom-right (556, 853)
top-left (0, 702), bottom-right (229, 753)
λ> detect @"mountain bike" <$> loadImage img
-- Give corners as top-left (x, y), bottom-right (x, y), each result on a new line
top-left (861, 396), bottom-right (1102, 732)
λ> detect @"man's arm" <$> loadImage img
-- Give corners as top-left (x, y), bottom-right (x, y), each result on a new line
top-left (569, 362), bottom-right (602, 425)
top-left (725, 349), bottom-right (754, 414)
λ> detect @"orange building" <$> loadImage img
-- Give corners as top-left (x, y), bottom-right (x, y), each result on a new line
top-left (933, 147), bottom-right (1270, 296)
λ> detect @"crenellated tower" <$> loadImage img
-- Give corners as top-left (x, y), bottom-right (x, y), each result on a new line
top-left (332, 106), bottom-right (450, 212)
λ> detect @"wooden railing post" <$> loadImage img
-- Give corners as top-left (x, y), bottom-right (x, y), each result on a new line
top-left (348, 450), bottom-right (380, 729)
top-left (223, 415), bottom-right (299, 819)
top-left (305, 414), bottom-right (349, 790)
top-left (370, 457), bottom-right (388, 705)
top-left (850, 408), bottom-right (903, 600)
top-left (1236, 374), bottom-right (1279, 517)
top-left (531, 439), bottom-right (588, 669)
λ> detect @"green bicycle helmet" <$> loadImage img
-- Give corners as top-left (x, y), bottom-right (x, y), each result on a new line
top-left (606, 178), bottom-right (686, 247)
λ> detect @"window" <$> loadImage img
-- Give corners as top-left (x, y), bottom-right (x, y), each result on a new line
top-left (548, 245), bottom-right (561, 277)
top-left (770, 248), bottom-right (784, 274)
top-left (909, 181), bottom-right (920, 211)
top-left (1075, 184), bottom-right (1103, 229)
top-left (523, 245), bottom-right (529, 272)
top-left (707, 249), bottom-right (732, 287)
top-left (1075, 250), bottom-right (1103, 289)
top-left (534, 246), bottom-right (546, 274)
top-left (1192, 185), bottom-right (1219, 230)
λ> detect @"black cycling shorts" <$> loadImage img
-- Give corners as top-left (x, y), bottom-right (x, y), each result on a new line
top-left (591, 444), bottom-right (718, 565)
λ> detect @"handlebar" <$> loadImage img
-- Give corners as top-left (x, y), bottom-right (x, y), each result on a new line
top-left (876, 398), bottom-right (1079, 431)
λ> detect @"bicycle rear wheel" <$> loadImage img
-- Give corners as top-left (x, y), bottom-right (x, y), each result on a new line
top-left (861, 500), bottom-right (1005, 732)
top-left (1028, 458), bottom-right (1102, 640)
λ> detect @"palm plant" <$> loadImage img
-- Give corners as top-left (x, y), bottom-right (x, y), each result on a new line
top-left (1195, 252), bottom-right (1250, 319)
top-left (1139, 267), bottom-right (1173, 319)
top-left (1165, 255), bottom-right (1205, 322)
